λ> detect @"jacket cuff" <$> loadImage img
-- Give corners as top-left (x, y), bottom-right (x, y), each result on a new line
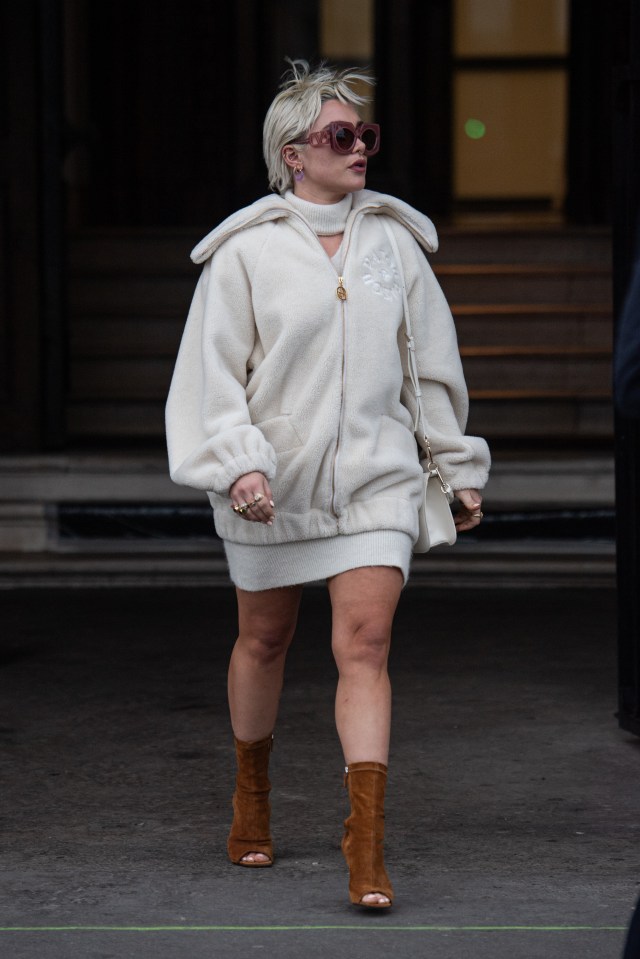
top-left (436, 437), bottom-right (491, 492)
top-left (212, 451), bottom-right (277, 496)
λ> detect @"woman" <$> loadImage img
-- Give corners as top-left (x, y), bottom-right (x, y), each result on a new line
top-left (166, 61), bottom-right (490, 909)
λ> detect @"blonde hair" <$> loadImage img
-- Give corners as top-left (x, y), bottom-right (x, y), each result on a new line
top-left (263, 59), bottom-right (375, 194)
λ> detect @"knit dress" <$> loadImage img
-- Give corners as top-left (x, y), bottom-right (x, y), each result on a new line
top-left (223, 191), bottom-right (414, 590)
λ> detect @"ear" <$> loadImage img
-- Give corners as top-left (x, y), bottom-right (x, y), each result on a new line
top-left (282, 146), bottom-right (301, 170)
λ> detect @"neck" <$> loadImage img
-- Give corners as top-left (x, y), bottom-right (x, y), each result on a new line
top-left (284, 190), bottom-right (353, 235)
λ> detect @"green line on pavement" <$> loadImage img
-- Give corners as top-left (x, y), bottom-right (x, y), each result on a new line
top-left (0, 925), bottom-right (627, 932)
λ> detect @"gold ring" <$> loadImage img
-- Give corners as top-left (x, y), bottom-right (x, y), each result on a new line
top-left (233, 502), bottom-right (249, 515)
top-left (473, 511), bottom-right (484, 519)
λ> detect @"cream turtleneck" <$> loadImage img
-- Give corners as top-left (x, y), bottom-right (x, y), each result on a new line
top-left (284, 190), bottom-right (353, 235)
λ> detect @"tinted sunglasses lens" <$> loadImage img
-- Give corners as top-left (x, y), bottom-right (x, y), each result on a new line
top-left (333, 126), bottom-right (356, 152)
top-left (361, 128), bottom-right (378, 153)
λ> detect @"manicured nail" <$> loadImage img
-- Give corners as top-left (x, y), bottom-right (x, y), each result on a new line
top-left (270, 500), bottom-right (275, 507)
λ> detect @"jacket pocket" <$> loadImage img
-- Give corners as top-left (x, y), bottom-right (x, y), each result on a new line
top-left (255, 414), bottom-right (304, 454)
top-left (379, 414), bottom-right (423, 476)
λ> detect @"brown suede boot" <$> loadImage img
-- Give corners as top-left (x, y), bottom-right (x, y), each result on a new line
top-left (341, 761), bottom-right (394, 908)
top-left (227, 734), bottom-right (274, 867)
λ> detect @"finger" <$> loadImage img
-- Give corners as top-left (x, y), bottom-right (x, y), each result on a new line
top-left (244, 492), bottom-right (275, 525)
top-left (232, 486), bottom-right (261, 509)
top-left (247, 508), bottom-right (275, 525)
top-left (459, 519), bottom-right (480, 532)
top-left (256, 499), bottom-right (276, 524)
top-left (455, 509), bottom-right (482, 532)
top-left (455, 489), bottom-right (482, 512)
top-left (252, 482), bottom-right (275, 516)
top-left (262, 479), bottom-right (274, 508)
top-left (229, 472), bottom-right (269, 502)
top-left (249, 502), bottom-right (274, 524)
top-left (255, 481), bottom-right (276, 520)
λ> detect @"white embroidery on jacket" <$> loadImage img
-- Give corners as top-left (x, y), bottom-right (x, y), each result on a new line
top-left (362, 248), bottom-right (401, 301)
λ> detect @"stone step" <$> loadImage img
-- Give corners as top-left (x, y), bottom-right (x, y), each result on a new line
top-left (434, 264), bottom-right (611, 304)
top-left (436, 226), bottom-right (611, 265)
top-left (461, 348), bottom-right (611, 393)
top-left (453, 304), bottom-right (612, 349)
top-left (466, 395), bottom-right (613, 438)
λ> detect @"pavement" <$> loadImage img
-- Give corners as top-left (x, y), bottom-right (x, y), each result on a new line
top-left (1, 584), bottom-right (637, 959)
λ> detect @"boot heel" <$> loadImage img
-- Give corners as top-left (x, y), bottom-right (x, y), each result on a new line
top-left (227, 734), bottom-right (274, 867)
top-left (342, 761), bottom-right (394, 908)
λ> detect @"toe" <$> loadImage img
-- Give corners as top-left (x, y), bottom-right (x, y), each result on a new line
top-left (361, 893), bottom-right (390, 906)
top-left (240, 852), bottom-right (270, 864)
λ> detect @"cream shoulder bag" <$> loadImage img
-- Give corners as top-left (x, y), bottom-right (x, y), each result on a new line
top-left (381, 219), bottom-right (457, 552)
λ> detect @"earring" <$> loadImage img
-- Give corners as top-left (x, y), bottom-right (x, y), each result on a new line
top-left (294, 165), bottom-right (304, 181)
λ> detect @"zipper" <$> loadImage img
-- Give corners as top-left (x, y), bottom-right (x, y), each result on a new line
top-left (241, 207), bottom-right (357, 522)
top-left (330, 289), bottom-right (348, 518)
top-left (328, 225), bottom-right (356, 520)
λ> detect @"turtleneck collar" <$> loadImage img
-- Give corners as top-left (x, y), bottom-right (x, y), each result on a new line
top-left (284, 190), bottom-right (353, 235)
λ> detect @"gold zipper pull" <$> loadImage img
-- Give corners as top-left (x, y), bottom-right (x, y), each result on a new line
top-left (337, 277), bottom-right (347, 300)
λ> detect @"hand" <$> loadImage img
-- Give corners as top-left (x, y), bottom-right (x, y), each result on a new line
top-left (229, 472), bottom-right (275, 526)
top-left (454, 488), bottom-right (483, 533)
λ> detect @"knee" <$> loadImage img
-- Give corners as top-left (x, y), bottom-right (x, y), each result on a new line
top-left (333, 621), bottom-right (391, 673)
top-left (238, 620), bottom-right (295, 667)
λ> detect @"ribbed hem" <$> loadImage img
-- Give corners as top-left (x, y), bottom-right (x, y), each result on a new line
top-left (224, 530), bottom-right (413, 591)
top-left (284, 190), bottom-right (353, 235)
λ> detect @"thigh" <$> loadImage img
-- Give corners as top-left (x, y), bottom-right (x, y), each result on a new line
top-left (327, 566), bottom-right (403, 637)
top-left (236, 584), bottom-right (304, 641)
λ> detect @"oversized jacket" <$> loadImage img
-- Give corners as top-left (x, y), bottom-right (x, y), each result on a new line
top-left (166, 189), bottom-right (491, 545)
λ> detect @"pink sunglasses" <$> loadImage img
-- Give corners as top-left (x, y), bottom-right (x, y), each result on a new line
top-left (296, 121), bottom-right (381, 156)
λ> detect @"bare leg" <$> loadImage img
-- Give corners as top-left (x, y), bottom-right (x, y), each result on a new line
top-left (328, 565), bottom-right (403, 904)
top-left (227, 584), bottom-right (302, 863)
top-left (228, 584), bottom-right (302, 741)
top-left (329, 566), bottom-right (402, 764)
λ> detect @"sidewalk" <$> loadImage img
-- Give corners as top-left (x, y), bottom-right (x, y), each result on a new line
top-left (1, 585), bottom-right (634, 959)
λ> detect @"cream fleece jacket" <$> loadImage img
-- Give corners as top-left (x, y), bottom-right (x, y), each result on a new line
top-left (166, 189), bottom-right (490, 545)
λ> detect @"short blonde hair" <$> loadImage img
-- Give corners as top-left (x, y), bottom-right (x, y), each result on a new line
top-left (263, 59), bottom-right (375, 194)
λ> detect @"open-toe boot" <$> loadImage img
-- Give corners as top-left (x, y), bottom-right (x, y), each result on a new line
top-left (227, 734), bottom-right (274, 867)
top-left (341, 761), bottom-right (394, 908)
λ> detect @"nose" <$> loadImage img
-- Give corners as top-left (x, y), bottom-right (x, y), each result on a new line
top-left (353, 135), bottom-right (366, 154)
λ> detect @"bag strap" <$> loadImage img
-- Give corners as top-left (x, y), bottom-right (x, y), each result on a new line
top-left (381, 217), bottom-right (452, 496)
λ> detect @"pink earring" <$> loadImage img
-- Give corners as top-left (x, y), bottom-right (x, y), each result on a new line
top-left (294, 166), bottom-right (304, 181)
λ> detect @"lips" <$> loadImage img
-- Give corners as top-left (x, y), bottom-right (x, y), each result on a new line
top-left (349, 160), bottom-right (367, 173)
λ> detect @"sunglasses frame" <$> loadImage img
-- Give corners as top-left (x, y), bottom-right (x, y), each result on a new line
top-left (297, 121), bottom-right (381, 156)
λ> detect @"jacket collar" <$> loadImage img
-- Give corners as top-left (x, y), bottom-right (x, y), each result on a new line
top-left (190, 189), bottom-right (438, 265)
